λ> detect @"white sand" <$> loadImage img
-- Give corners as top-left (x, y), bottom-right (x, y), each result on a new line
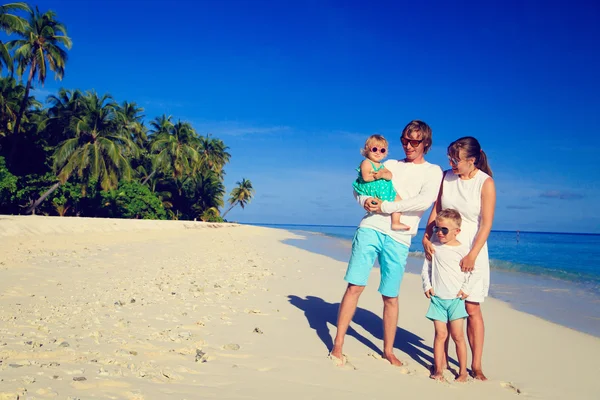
top-left (0, 216), bottom-right (598, 399)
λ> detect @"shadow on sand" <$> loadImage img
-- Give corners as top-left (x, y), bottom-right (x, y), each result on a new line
top-left (288, 294), bottom-right (459, 369)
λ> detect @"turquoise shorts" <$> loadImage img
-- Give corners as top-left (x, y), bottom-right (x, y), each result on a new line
top-left (426, 296), bottom-right (468, 323)
top-left (344, 228), bottom-right (408, 298)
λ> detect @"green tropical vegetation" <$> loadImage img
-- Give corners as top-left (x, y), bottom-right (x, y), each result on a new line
top-left (0, 3), bottom-right (254, 221)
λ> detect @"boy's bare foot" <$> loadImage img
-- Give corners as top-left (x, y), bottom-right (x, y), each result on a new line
top-left (455, 373), bottom-right (469, 382)
top-left (429, 371), bottom-right (445, 382)
top-left (382, 351), bottom-right (403, 366)
top-left (471, 369), bottom-right (488, 381)
top-left (391, 223), bottom-right (411, 231)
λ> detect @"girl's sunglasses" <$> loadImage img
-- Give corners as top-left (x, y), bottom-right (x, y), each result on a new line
top-left (401, 137), bottom-right (424, 147)
top-left (371, 147), bottom-right (386, 154)
top-left (433, 226), bottom-right (451, 235)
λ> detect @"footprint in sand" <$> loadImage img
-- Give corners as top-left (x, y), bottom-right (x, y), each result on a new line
top-left (328, 353), bottom-right (357, 370)
top-left (501, 381), bottom-right (523, 395)
top-left (366, 352), bottom-right (414, 375)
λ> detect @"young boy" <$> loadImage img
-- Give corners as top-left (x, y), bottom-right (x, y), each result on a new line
top-left (421, 209), bottom-right (480, 382)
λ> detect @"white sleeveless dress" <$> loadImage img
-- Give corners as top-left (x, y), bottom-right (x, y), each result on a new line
top-left (441, 169), bottom-right (491, 302)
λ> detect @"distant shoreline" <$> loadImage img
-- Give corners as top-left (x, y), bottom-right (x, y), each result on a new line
top-left (245, 222), bottom-right (600, 236)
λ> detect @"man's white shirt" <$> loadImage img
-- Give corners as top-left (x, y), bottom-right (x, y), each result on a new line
top-left (355, 159), bottom-right (443, 246)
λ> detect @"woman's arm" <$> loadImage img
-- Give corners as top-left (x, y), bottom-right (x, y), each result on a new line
top-left (460, 177), bottom-right (496, 272)
top-left (422, 173), bottom-right (445, 260)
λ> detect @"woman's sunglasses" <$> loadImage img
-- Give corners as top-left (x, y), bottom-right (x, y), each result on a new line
top-left (433, 226), bottom-right (452, 235)
top-left (371, 147), bottom-right (386, 154)
top-left (401, 137), bottom-right (424, 147)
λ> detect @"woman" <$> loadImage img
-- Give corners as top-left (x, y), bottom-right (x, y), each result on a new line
top-left (422, 136), bottom-right (496, 380)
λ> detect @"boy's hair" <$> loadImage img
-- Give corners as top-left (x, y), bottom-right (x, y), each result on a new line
top-left (436, 209), bottom-right (462, 227)
top-left (361, 134), bottom-right (388, 156)
top-left (401, 120), bottom-right (433, 154)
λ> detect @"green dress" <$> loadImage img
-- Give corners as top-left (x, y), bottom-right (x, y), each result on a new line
top-left (352, 161), bottom-right (397, 202)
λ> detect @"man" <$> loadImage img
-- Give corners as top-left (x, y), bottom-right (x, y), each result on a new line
top-left (330, 120), bottom-right (442, 366)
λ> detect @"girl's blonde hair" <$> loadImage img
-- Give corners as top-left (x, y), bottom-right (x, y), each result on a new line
top-left (361, 134), bottom-right (388, 156)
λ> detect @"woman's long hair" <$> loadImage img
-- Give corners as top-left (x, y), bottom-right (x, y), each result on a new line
top-left (447, 136), bottom-right (493, 177)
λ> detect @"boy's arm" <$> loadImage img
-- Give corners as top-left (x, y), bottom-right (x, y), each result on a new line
top-left (421, 258), bottom-right (433, 292)
top-left (381, 166), bottom-right (443, 214)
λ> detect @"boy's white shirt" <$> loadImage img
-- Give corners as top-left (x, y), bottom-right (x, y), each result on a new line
top-left (421, 242), bottom-right (482, 299)
top-left (355, 159), bottom-right (443, 247)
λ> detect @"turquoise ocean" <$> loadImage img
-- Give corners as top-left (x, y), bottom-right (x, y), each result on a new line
top-left (249, 224), bottom-right (600, 337)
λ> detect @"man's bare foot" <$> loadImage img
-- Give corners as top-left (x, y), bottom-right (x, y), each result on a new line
top-left (391, 223), bottom-right (411, 231)
top-left (330, 345), bottom-right (343, 362)
top-left (455, 372), bottom-right (469, 382)
top-left (429, 371), bottom-right (445, 382)
top-left (471, 369), bottom-right (488, 381)
top-left (382, 352), bottom-right (403, 366)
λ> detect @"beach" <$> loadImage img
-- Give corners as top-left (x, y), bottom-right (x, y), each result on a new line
top-left (0, 216), bottom-right (599, 399)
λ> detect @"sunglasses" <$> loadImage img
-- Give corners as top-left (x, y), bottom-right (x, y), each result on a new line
top-left (433, 226), bottom-right (453, 235)
top-left (401, 137), bottom-right (424, 147)
top-left (370, 147), bottom-right (386, 154)
top-left (448, 156), bottom-right (461, 165)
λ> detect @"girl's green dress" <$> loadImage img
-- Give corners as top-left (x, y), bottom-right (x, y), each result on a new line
top-left (352, 161), bottom-right (396, 201)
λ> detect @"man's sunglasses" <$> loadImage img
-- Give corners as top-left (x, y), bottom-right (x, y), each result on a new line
top-left (371, 147), bottom-right (386, 154)
top-left (433, 226), bottom-right (452, 235)
top-left (401, 137), bottom-right (424, 147)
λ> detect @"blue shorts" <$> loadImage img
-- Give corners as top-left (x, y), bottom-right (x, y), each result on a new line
top-left (426, 296), bottom-right (468, 323)
top-left (344, 228), bottom-right (408, 298)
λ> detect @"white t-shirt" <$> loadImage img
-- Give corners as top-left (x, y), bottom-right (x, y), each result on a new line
top-left (421, 242), bottom-right (481, 299)
top-left (355, 159), bottom-right (443, 246)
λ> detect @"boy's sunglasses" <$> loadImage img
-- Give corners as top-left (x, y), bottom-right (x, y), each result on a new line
top-left (433, 226), bottom-right (451, 235)
top-left (371, 147), bottom-right (386, 154)
top-left (401, 137), bottom-right (424, 147)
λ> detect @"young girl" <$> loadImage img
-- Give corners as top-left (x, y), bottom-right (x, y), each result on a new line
top-left (353, 134), bottom-right (409, 231)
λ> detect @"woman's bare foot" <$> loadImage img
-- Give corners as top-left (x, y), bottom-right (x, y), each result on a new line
top-left (382, 351), bottom-right (403, 366)
top-left (429, 371), bottom-right (445, 382)
top-left (455, 372), bottom-right (469, 382)
top-left (471, 369), bottom-right (488, 381)
top-left (391, 223), bottom-right (411, 231)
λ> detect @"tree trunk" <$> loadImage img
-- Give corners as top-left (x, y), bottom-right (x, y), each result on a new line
top-left (9, 61), bottom-right (35, 165)
top-left (25, 181), bottom-right (61, 215)
top-left (141, 170), bottom-right (156, 185)
top-left (221, 203), bottom-right (237, 219)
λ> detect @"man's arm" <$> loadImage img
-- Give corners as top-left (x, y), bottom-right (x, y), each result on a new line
top-left (380, 167), bottom-right (443, 214)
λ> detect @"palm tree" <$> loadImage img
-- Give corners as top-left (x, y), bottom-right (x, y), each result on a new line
top-left (222, 178), bottom-right (254, 219)
top-left (117, 101), bottom-right (146, 147)
top-left (8, 6), bottom-right (72, 139)
top-left (191, 169), bottom-right (225, 216)
top-left (197, 134), bottom-right (231, 176)
top-left (0, 2), bottom-right (30, 73)
top-left (25, 91), bottom-right (138, 214)
top-left (144, 119), bottom-right (200, 185)
top-left (0, 76), bottom-right (38, 136)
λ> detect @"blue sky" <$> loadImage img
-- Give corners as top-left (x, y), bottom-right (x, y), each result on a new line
top-left (21, 0), bottom-right (600, 233)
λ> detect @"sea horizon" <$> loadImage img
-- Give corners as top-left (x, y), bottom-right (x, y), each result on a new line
top-left (245, 222), bottom-right (600, 237)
